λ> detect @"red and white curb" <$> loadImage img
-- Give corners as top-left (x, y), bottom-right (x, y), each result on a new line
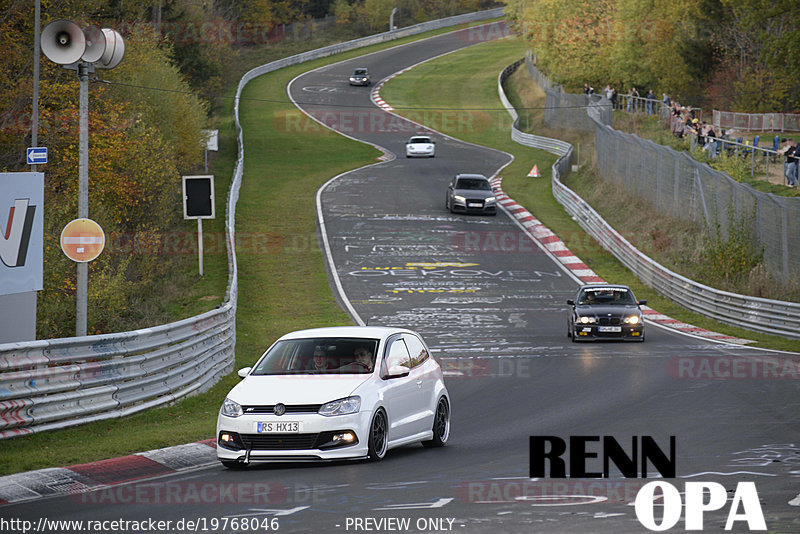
top-left (371, 67), bottom-right (416, 112)
top-left (0, 440), bottom-right (217, 505)
top-left (490, 176), bottom-right (755, 346)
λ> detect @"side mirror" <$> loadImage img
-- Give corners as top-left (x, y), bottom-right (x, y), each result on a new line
top-left (566, 299), bottom-right (574, 305)
top-left (638, 300), bottom-right (647, 306)
top-left (237, 367), bottom-right (252, 378)
top-left (387, 365), bottom-right (410, 378)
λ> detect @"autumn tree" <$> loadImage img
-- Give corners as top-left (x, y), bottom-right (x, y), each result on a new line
top-left (504, 0), bottom-right (715, 102)
top-left (709, 0), bottom-right (800, 112)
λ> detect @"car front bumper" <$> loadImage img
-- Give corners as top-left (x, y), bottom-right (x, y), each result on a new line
top-left (572, 324), bottom-right (644, 340)
top-left (450, 199), bottom-right (496, 215)
top-left (216, 410), bottom-right (373, 462)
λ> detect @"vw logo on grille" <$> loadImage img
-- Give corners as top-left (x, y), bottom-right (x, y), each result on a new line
top-left (273, 403), bottom-right (286, 416)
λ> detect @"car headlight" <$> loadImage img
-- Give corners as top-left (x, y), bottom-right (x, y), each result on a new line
top-left (319, 396), bottom-right (361, 416)
top-left (221, 397), bottom-right (243, 418)
top-left (624, 315), bottom-right (641, 324)
top-left (453, 195), bottom-right (466, 203)
top-left (485, 196), bottom-right (496, 203)
top-left (578, 316), bottom-right (597, 324)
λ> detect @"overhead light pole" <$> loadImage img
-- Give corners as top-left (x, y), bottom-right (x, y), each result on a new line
top-left (40, 20), bottom-right (125, 336)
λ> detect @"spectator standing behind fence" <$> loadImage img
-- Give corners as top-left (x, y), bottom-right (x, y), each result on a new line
top-left (780, 139), bottom-right (798, 187)
top-left (662, 92), bottom-right (670, 111)
top-left (611, 87), bottom-right (618, 108)
top-left (646, 89), bottom-right (656, 115)
top-left (703, 124), bottom-right (718, 157)
top-left (584, 83), bottom-right (594, 95)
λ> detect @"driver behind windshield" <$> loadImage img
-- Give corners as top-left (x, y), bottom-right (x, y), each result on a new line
top-left (353, 346), bottom-right (374, 372)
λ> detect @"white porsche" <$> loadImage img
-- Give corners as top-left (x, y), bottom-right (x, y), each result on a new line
top-left (216, 326), bottom-right (450, 466)
top-left (405, 135), bottom-right (436, 157)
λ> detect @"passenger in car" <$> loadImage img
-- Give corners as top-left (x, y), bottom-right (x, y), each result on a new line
top-left (310, 346), bottom-right (331, 372)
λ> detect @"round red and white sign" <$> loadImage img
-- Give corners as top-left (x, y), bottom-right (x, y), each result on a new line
top-left (60, 218), bottom-right (105, 262)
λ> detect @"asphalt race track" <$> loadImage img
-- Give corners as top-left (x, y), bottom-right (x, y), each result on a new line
top-left (6, 22), bottom-right (800, 534)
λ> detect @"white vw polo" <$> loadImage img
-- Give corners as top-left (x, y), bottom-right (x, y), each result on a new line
top-left (216, 326), bottom-right (450, 467)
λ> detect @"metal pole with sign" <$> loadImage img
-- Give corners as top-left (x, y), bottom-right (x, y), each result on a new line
top-left (40, 19), bottom-right (125, 337)
top-left (76, 62), bottom-right (91, 336)
top-left (182, 175), bottom-right (215, 276)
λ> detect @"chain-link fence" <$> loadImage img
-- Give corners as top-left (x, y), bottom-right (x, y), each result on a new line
top-left (544, 90), bottom-right (612, 132)
top-left (713, 110), bottom-right (800, 133)
top-left (528, 55), bottom-right (800, 283)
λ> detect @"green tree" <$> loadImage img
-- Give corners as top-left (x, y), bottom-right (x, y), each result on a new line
top-left (332, 0), bottom-right (355, 24)
top-left (103, 27), bottom-right (209, 171)
top-left (711, 0), bottom-right (800, 111)
top-left (504, 0), bottom-right (714, 101)
top-left (357, 0), bottom-right (394, 32)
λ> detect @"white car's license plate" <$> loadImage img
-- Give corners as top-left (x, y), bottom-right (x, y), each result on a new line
top-left (598, 326), bottom-right (622, 333)
top-left (468, 202), bottom-right (482, 208)
top-left (257, 421), bottom-right (301, 433)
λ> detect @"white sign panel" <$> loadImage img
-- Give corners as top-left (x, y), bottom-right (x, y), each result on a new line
top-left (202, 129), bottom-right (218, 151)
top-left (0, 172), bottom-right (44, 295)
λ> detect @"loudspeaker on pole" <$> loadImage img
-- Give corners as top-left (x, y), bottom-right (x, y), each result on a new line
top-left (96, 29), bottom-right (125, 69)
top-left (80, 25), bottom-right (106, 63)
top-left (40, 21), bottom-right (125, 69)
top-left (40, 19), bottom-right (85, 65)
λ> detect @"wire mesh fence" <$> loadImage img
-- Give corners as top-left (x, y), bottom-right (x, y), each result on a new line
top-left (529, 55), bottom-right (800, 283)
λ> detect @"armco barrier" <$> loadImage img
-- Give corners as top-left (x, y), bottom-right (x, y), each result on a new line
top-left (499, 60), bottom-right (800, 340)
top-left (0, 8), bottom-right (505, 440)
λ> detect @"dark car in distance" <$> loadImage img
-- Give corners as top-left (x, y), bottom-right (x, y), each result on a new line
top-left (445, 174), bottom-right (497, 215)
top-left (567, 284), bottom-right (646, 342)
top-left (349, 68), bottom-right (371, 86)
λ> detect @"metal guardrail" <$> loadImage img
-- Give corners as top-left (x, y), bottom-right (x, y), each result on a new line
top-left (0, 8), bottom-right (505, 440)
top-left (499, 60), bottom-right (800, 340)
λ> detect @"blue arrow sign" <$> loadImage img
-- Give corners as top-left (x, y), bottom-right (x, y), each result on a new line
top-left (27, 147), bottom-right (47, 165)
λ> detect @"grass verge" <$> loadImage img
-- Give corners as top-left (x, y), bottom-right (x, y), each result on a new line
top-left (381, 39), bottom-right (800, 353)
top-left (0, 18), bottom-right (503, 476)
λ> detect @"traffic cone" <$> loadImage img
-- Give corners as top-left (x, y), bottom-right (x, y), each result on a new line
top-left (527, 164), bottom-right (541, 177)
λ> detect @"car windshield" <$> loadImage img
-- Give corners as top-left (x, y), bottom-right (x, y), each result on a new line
top-left (353, 69), bottom-right (367, 75)
top-left (410, 137), bottom-right (430, 144)
top-left (455, 178), bottom-right (491, 190)
top-left (251, 338), bottom-right (379, 375)
top-left (579, 287), bottom-right (636, 305)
